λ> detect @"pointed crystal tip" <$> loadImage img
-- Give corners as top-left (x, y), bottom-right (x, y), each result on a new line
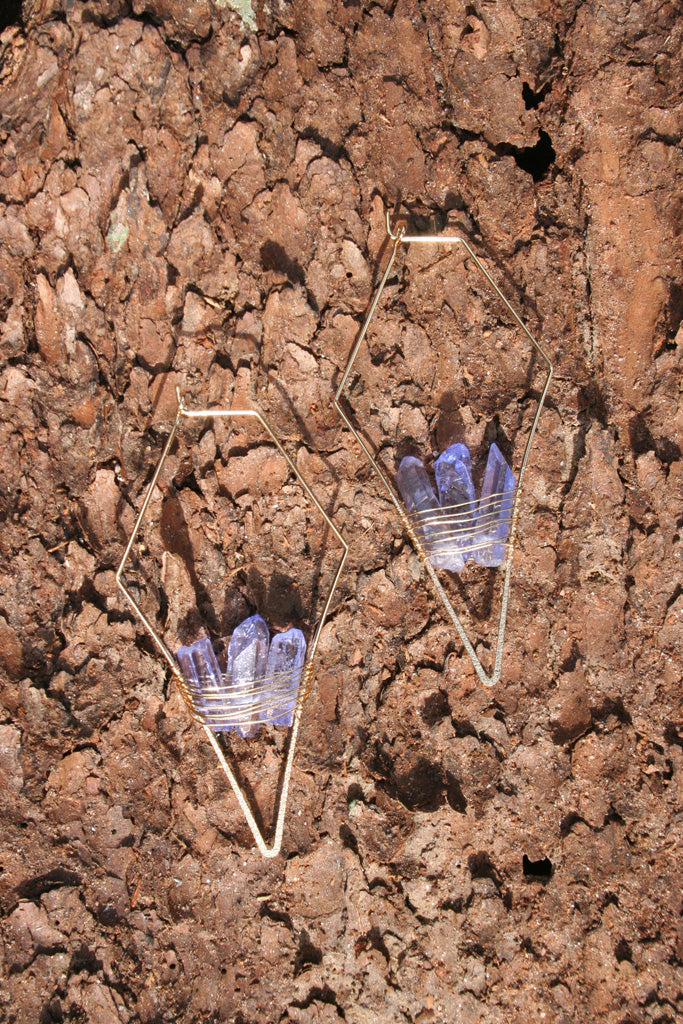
top-left (263, 628), bottom-right (306, 728)
top-left (396, 454), bottom-right (464, 572)
top-left (475, 443), bottom-right (516, 567)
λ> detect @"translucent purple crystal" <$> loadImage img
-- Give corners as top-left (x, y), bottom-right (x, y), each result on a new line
top-left (262, 628), bottom-right (306, 727)
top-left (434, 443), bottom-right (477, 571)
top-left (176, 616), bottom-right (306, 735)
top-left (475, 443), bottom-right (516, 567)
top-left (396, 456), bottom-right (460, 571)
top-left (227, 614), bottom-right (270, 737)
top-left (395, 441), bottom-right (516, 573)
top-left (176, 637), bottom-right (222, 722)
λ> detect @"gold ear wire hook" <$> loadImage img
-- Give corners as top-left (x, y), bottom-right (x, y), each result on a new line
top-left (386, 210), bottom-right (406, 241)
top-left (336, 202), bottom-right (553, 687)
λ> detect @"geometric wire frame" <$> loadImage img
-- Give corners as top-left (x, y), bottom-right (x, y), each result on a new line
top-left (334, 210), bottom-right (553, 687)
top-left (116, 390), bottom-right (348, 857)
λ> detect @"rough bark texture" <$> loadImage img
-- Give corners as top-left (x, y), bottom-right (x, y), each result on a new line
top-left (0, 1), bottom-right (682, 1022)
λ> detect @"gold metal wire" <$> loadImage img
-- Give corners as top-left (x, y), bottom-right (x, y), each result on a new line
top-left (182, 666), bottom-right (304, 729)
top-left (334, 208), bottom-right (553, 687)
top-left (117, 391), bottom-right (348, 858)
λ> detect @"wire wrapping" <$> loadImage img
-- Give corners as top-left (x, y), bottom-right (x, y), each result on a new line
top-left (408, 487), bottom-right (516, 557)
top-left (183, 666), bottom-right (305, 729)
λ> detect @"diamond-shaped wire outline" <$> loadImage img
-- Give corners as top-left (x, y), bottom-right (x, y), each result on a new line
top-left (116, 391), bottom-right (348, 858)
top-left (334, 211), bottom-right (553, 687)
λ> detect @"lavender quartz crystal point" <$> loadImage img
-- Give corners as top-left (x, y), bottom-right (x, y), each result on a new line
top-left (474, 442), bottom-right (516, 567)
top-left (396, 455), bottom-right (439, 515)
top-left (396, 456), bottom-right (458, 571)
top-left (177, 636), bottom-right (222, 690)
top-left (262, 628), bottom-right (306, 727)
top-left (227, 613), bottom-right (270, 737)
top-left (177, 637), bottom-right (223, 722)
top-left (434, 443), bottom-right (476, 571)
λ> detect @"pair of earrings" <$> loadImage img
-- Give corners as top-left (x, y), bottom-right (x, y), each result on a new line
top-left (117, 208), bottom-right (553, 857)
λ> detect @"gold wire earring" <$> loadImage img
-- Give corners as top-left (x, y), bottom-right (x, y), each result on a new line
top-left (117, 389), bottom-right (347, 857)
top-left (335, 206), bottom-right (553, 686)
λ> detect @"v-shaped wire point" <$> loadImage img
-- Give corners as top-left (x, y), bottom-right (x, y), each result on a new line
top-left (117, 398), bottom-right (347, 857)
top-left (201, 661), bottom-right (315, 857)
top-left (334, 208), bottom-right (553, 687)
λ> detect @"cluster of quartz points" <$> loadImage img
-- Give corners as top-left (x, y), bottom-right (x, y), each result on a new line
top-left (177, 615), bottom-right (306, 737)
top-left (395, 441), bottom-right (516, 572)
